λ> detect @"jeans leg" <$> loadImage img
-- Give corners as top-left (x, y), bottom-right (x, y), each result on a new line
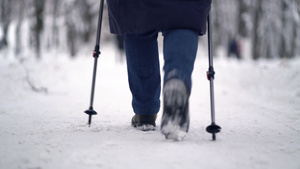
top-left (125, 31), bottom-right (161, 115)
top-left (162, 29), bottom-right (198, 92)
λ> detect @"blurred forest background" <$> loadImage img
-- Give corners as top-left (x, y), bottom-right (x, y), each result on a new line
top-left (0, 0), bottom-right (300, 60)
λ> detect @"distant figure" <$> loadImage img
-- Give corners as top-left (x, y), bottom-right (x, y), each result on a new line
top-left (115, 35), bottom-right (125, 62)
top-left (228, 38), bottom-right (241, 59)
top-left (0, 39), bottom-right (3, 51)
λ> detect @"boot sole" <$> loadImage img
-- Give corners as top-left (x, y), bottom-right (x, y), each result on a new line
top-left (161, 84), bottom-right (189, 141)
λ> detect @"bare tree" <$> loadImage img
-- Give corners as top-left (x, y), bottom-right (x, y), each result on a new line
top-left (238, 0), bottom-right (251, 38)
top-left (289, 0), bottom-right (300, 58)
top-left (52, 0), bottom-right (60, 48)
top-left (29, 0), bottom-right (45, 59)
top-left (79, 0), bottom-right (94, 43)
top-left (65, 0), bottom-right (78, 57)
top-left (15, 0), bottom-right (25, 57)
top-left (252, 0), bottom-right (263, 60)
top-left (1, 0), bottom-right (12, 47)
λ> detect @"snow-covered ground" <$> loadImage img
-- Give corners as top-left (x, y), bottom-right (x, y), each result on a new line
top-left (0, 43), bottom-right (300, 169)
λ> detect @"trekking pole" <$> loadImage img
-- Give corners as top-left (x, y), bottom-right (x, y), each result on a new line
top-left (206, 14), bottom-right (221, 141)
top-left (84, 0), bottom-right (105, 127)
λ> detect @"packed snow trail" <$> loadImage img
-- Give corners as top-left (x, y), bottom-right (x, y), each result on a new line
top-left (0, 44), bottom-right (299, 169)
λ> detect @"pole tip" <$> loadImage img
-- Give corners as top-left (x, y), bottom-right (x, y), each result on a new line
top-left (88, 115), bottom-right (92, 126)
top-left (84, 108), bottom-right (97, 127)
top-left (206, 123), bottom-right (221, 141)
top-left (212, 133), bottom-right (216, 141)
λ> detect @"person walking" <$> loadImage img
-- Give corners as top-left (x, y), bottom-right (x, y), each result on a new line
top-left (106, 0), bottom-right (212, 140)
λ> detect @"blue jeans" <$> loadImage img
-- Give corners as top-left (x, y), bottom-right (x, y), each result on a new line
top-left (125, 29), bottom-right (198, 115)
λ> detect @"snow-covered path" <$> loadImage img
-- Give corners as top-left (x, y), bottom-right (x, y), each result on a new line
top-left (1, 44), bottom-right (300, 169)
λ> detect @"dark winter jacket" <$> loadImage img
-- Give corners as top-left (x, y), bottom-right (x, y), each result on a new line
top-left (107, 0), bottom-right (212, 35)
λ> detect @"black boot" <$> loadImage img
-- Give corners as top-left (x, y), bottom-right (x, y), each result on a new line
top-left (131, 114), bottom-right (157, 131)
top-left (161, 79), bottom-right (190, 141)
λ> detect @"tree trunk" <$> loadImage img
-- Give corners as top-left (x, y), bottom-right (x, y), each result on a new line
top-left (15, 0), bottom-right (25, 57)
top-left (1, 0), bottom-right (12, 47)
top-left (252, 0), bottom-right (263, 60)
top-left (238, 0), bottom-right (250, 38)
top-left (32, 0), bottom-right (45, 59)
top-left (290, 0), bottom-right (300, 57)
top-left (52, 0), bottom-right (60, 48)
top-left (65, 1), bottom-right (78, 57)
